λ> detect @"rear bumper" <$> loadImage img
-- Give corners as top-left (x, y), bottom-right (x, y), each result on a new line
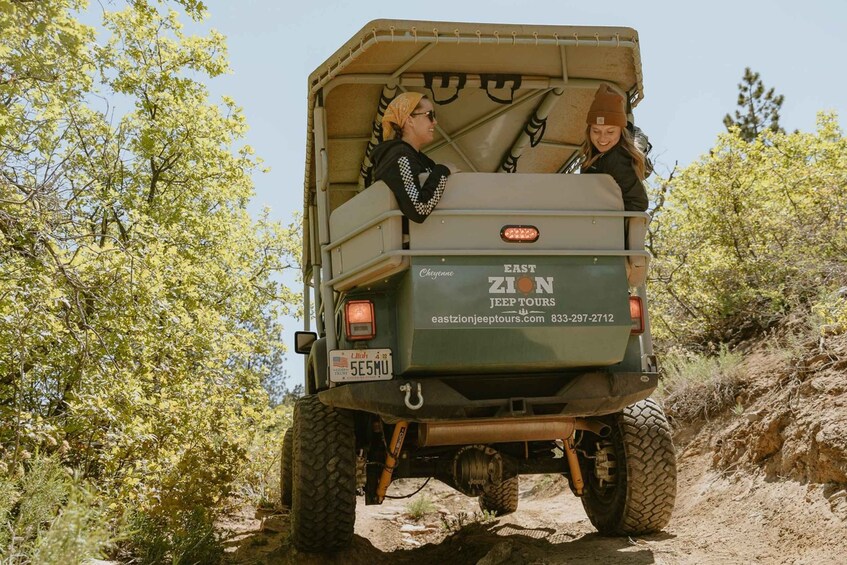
top-left (318, 371), bottom-right (658, 422)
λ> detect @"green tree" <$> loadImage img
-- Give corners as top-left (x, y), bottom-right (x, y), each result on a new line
top-left (1, 0), bottom-right (300, 560)
top-left (649, 113), bottom-right (847, 345)
top-left (1, 0), bottom-right (95, 469)
top-left (723, 67), bottom-right (785, 141)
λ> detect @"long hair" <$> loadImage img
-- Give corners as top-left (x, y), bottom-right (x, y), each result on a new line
top-left (579, 125), bottom-right (646, 180)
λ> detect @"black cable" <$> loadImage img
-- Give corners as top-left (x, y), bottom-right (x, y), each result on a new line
top-left (384, 476), bottom-right (433, 500)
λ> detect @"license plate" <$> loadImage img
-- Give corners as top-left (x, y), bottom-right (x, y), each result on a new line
top-left (329, 349), bottom-right (393, 382)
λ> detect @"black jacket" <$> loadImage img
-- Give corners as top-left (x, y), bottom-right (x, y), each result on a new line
top-left (369, 139), bottom-right (450, 223)
top-left (582, 144), bottom-right (648, 212)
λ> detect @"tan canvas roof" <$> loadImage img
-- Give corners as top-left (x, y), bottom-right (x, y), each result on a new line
top-left (301, 19), bottom-right (644, 276)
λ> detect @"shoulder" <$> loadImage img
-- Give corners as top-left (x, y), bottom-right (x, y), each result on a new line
top-left (604, 144), bottom-right (632, 166)
top-left (592, 145), bottom-right (634, 173)
top-left (372, 139), bottom-right (417, 162)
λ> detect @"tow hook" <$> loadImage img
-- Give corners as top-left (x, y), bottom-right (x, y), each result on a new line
top-left (400, 382), bottom-right (424, 410)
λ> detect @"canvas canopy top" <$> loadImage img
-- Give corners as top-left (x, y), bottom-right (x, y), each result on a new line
top-left (301, 19), bottom-right (644, 278)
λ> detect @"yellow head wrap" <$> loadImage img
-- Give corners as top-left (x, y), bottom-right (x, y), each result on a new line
top-left (382, 92), bottom-right (425, 141)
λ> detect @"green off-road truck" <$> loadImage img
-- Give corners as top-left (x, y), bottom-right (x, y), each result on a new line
top-left (284, 19), bottom-right (676, 552)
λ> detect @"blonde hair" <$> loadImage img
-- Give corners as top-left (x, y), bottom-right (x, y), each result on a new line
top-left (580, 125), bottom-right (646, 180)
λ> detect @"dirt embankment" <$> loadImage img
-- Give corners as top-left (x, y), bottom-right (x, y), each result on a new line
top-left (221, 333), bottom-right (847, 564)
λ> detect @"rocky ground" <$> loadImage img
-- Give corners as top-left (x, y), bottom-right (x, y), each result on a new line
top-left (219, 333), bottom-right (847, 564)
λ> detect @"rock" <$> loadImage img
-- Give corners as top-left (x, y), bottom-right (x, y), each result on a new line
top-left (821, 324), bottom-right (844, 337)
top-left (745, 409), bottom-right (763, 422)
top-left (262, 516), bottom-right (287, 533)
top-left (807, 353), bottom-right (833, 368)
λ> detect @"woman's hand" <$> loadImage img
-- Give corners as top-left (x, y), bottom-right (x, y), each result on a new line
top-left (442, 162), bottom-right (462, 174)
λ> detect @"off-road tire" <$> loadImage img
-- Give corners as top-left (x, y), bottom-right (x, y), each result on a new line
top-left (581, 397), bottom-right (676, 535)
top-left (279, 427), bottom-right (293, 507)
top-left (478, 476), bottom-right (519, 516)
top-left (290, 395), bottom-right (356, 552)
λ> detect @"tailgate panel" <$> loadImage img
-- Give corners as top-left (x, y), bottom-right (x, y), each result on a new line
top-left (395, 256), bottom-right (632, 374)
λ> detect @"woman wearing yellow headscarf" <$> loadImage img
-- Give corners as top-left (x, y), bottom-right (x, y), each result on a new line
top-left (369, 92), bottom-right (451, 223)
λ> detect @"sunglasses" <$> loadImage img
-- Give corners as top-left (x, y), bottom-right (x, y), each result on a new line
top-left (410, 110), bottom-right (436, 122)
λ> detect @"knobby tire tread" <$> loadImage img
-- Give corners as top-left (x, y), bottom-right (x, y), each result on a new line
top-left (291, 395), bottom-right (356, 552)
top-left (280, 427), bottom-right (293, 507)
top-left (478, 476), bottom-right (520, 516)
top-left (582, 397), bottom-right (677, 535)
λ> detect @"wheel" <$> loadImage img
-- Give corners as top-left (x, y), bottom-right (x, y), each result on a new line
top-left (580, 398), bottom-right (677, 535)
top-left (279, 427), bottom-right (293, 507)
top-left (290, 395), bottom-right (357, 552)
top-left (478, 476), bottom-right (519, 516)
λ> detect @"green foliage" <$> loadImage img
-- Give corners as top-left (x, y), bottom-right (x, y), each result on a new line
top-left (235, 403), bottom-right (293, 508)
top-left (649, 113), bottom-right (847, 345)
top-left (1, 0), bottom-right (300, 561)
top-left (723, 67), bottom-right (785, 141)
top-left (811, 287), bottom-right (847, 335)
top-left (657, 346), bottom-right (744, 423)
top-left (439, 510), bottom-right (498, 533)
top-left (29, 488), bottom-right (113, 565)
top-left (1, 456), bottom-right (114, 565)
top-left (126, 507), bottom-right (222, 565)
top-left (405, 494), bottom-right (436, 520)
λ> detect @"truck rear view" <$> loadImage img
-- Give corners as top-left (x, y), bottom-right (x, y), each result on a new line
top-left (284, 19), bottom-right (676, 553)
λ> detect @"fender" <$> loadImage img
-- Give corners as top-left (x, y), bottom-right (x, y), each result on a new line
top-left (306, 337), bottom-right (328, 394)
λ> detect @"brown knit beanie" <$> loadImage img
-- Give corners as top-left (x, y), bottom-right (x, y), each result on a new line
top-left (586, 84), bottom-right (627, 128)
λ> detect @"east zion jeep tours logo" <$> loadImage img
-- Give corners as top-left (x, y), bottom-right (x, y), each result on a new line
top-left (488, 264), bottom-right (556, 315)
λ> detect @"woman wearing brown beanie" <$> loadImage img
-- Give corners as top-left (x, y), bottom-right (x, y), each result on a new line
top-left (369, 92), bottom-right (451, 223)
top-left (580, 84), bottom-right (649, 212)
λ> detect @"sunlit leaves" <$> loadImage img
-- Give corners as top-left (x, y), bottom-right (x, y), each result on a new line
top-left (1, 0), bottom-right (300, 548)
top-left (650, 113), bottom-right (847, 344)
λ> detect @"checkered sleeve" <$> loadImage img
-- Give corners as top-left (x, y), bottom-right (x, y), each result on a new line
top-left (396, 156), bottom-right (448, 220)
top-left (375, 144), bottom-right (449, 223)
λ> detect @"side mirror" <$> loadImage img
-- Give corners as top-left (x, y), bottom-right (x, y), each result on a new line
top-left (294, 331), bottom-right (318, 354)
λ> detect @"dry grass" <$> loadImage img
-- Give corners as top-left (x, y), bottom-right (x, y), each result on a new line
top-left (657, 345), bottom-right (745, 424)
top-left (405, 494), bottom-right (437, 521)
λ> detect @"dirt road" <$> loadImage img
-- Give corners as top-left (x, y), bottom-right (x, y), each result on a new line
top-left (222, 447), bottom-right (847, 564)
top-left (222, 337), bottom-right (847, 564)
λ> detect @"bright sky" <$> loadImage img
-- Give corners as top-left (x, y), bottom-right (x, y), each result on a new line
top-left (163, 1), bottom-right (847, 384)
top-left (203, 0), bottom-right (847, 223)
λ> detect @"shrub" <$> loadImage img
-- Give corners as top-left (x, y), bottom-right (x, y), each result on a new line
top-left (123, 507), bottom-right (222, 565)
top-left (658, 346), bottom-right (744, 424)
top-left (405, 494), bottom-right (436, 520)
top-left (0, 456), bottom-right (114, 565)
top-left (233, 403), bottom-right (294, 509)
top-left (649, 114), bottom-right (847, 345)
top-left (812, 287), bottom-right (847, 336)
